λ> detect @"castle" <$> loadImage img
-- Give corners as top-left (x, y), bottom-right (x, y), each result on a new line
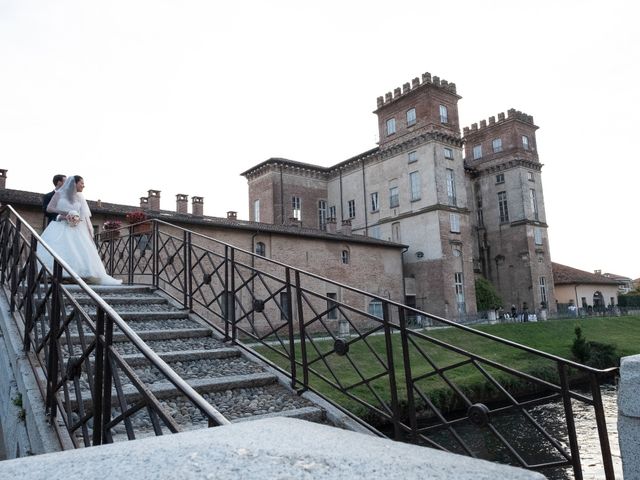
top-left (242, 71), bottom-right (555, 319)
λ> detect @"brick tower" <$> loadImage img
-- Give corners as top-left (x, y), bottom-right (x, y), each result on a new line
top-left (464, 109), bottom-right (555, 315)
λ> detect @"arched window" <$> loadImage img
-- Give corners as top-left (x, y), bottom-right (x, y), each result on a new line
top-left (341, 249), bottom-right (350, 264)
top-left (255, 242), bottom-right (266, 257)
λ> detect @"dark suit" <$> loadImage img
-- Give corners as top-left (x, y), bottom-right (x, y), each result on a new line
top-left (42, 190), bottom-right (57, 225)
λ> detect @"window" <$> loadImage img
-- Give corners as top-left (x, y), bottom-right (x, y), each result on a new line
top-left (280, 292), bottom-right (290, 321)
top-left (341, 250), bottom-right (350, 264)
top-left (444, 147), bottom-right (453, 160)
top-left (255, 241), bottom-right (266, 256)
top-left (386, 118), bottom-right (396, 135)
top-left (253, 199), bottom-right (260, 222)
top-left (409, 171), bottom-right (421, 201)
top-left (475, 185), bottom-right (484, 227)
top-left (498, 191), bottom-right (509, 223)
top-left (454, 272), bottom-right (466, 314)
top-left (439, 105), bottom-right (448, 124)
top-left (527, 171), bottom-right (535, 182)
top-left (539, 277), bottom-right (547, 305)
top-left (492, 138), bottom-right (502, 153)
top-left (292, 196), bottom-right (301, 220)
top-left (328, 205), bottom-right (336, 220)
top-left (370, 192), bottom-right (379, 212)
top-left (327, 293), bottom-right (338, 319)
top-left (406, 108), bottom-right (416, 126)
top-left (529, 189), bottom-right (539, 220)
top-left (496, 173), bottom-right (505, 184)
top-left (389, 186), bottom-right (399, 208)
top-left (534, 227), bottom-right (543, 245)
top-left (522, 135), bottom-right (530, 150)
top-left (408, 151), bottom-right (417, 163)
top-left (450, 213), bottom-right (460, 233)
top-left (473, 145), bottom-right (482, 160)
top-left (347, 199), bottom-right (356, 219)
top-left (368, 299), bottom-right (383, 319)
top-left (446, 169), bottom-right (456, 205)
top-left (392, 222), bottom-right (401, 243)
top-left (318, 200), bottom-right (327, 230)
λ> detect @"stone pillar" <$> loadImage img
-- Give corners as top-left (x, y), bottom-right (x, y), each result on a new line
top-left (618, 354), bottom-right (640, 478)
top-left (0, 169), bottom-right (6, 189)
top-left (176, 194), bottom-right (188, 214)
top-left (147, 190), bottom-right (161, 210)
top-left (192, 196), bottom-right (203, 216)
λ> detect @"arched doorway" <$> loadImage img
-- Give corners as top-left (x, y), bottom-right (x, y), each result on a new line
top-left (593, 291), bottom-right (604, 312)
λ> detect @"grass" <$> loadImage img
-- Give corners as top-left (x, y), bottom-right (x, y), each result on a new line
top-left (255, 316), bottom-right (640, 422)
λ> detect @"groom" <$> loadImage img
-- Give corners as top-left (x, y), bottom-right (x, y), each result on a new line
top-left (42, 174), bottom-right (66, 227)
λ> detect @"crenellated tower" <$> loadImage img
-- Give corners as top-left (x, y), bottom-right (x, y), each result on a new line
top-left (464, 109), bottom-right (555, 314)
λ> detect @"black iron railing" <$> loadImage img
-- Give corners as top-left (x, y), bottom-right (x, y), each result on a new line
top-left (0, 206), bottom-right (229, 448)
top-left (94, 218), bottom-right (618, 479)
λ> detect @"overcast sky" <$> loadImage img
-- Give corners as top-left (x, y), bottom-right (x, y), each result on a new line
top-left (1, 0), bottom-right (638, 278)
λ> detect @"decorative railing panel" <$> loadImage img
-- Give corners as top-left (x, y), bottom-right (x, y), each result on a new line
top-left (0, 207), bottom-right (229, 449)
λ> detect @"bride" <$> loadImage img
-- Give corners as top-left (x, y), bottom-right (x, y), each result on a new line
top-left (39, 175), bottom-right (121, 285)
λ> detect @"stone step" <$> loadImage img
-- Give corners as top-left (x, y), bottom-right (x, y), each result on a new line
top-left (89, 310), bottom-right (190, 321)
top-left (67, 327), bottom-right (214, 345)
top-left (74, 295), bottom-right (169, 306)
top-left (114, 337), bottom-right (228, 355)
top-left (232, 406), bottom-right (325, 424)
top-left (65, 285), bottom-right (156, 295)
top-left (121, 348), bottom-right (241, 366)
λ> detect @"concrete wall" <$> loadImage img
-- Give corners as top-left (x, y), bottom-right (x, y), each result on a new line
top-left (554, 284), bottom-right (619, 308)
top-left (618, 354), bottom-right (640, 479)
top-left (0, 417), bottom-right (545, 480)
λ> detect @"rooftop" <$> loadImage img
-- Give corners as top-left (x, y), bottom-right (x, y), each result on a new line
top-left (552, 262), bottom-right (619, 286)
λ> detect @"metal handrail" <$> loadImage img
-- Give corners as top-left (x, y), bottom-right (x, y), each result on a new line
top-left (0, 206), bottom-right (229, 448)
top-left (96, 217), bottom-right (618, 479)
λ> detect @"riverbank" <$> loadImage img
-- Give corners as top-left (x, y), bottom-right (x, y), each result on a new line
top-left (256, 315), bottom-right (640, 418)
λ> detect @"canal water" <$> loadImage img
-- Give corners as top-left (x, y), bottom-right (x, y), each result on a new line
top-left (420, 384), bottom-right (622, 479)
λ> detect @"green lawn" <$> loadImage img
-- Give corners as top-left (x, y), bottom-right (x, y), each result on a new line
top-left (255, 316), bottom-right (640, 420)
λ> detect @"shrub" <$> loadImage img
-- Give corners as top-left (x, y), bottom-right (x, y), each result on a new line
top-left (103, 220), bottom-right (122, 231)
top-left (126, 210), bottom-right (147, 224)
top-left (475, 277), bottom-right (503, 311)
top-left (571, 325), bottom-right (618, 368)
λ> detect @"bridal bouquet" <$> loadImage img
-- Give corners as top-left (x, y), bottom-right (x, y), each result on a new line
top-left (66, 210), bottom-right (82, 227)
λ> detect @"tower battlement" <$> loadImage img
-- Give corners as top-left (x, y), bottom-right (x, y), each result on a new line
top-left (463, 109), bottom-right (534, 135)
top-left (376, 72), bottom-right (457, 109)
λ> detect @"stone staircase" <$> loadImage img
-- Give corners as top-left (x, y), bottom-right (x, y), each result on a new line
top-left (66, 285), bottom-right (328, 437)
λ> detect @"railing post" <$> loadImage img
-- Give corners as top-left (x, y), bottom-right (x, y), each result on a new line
top-left (558, 363), bottom-right (583, 480)
top-left (0, 212), bottom-right (9, 284)
top-left (223, 245), bottom-right (230, 341)
top-left (398, 306), bottom-right (418, 440)
top-left (9, 219), bottom-right (22, 312)
top-left (128, 225), bottom-right (135, 284)
top-left (295, 270), bottom-right (308, 391)
top-left (187, 231), bottom-right (193, 311)
top-left (107, 233), bottom-right (115, 276)
top-left (152, 221), bottom-right (159, 288)
top-left (101, 312), bottom-right (115, 443)
top-left (285, 267), bottom-right (297, 388)
top-left (93, 307), bottom-right (105, 445)
top-left (382, 300), bottom-right (401, 440)
top-left (590, 373), bottom-right (616, 479)
top-left (183, 230), bottom-right (189, 309)
top-left (23, 236), bottom-right (38, 351)
top-left (45, 260), bottom-right (63, 419)
top-left (230, 247), bottom-right (237, 343)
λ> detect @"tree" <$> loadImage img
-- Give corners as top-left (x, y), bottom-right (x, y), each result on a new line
top-left (474, 277), bottom-right (503, 311)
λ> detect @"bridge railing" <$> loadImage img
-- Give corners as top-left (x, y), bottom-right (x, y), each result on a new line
top-left (0, 206), bottom-right (229, 449)
top-left (97, 218), bottom-right (618, 479)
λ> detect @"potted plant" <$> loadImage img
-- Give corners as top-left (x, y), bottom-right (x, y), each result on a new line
top-left (101, 220), bottom-right (122, 241)
top-left (126, 210), bottom-right (151, 235)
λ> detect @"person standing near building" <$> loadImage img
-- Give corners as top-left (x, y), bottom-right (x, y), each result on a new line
top-left (42, 174), bottom-right (66, 227)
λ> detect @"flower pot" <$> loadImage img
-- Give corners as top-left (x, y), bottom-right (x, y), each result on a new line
top-left (132, 223), bottom-right (152, 236)
top-left (101, 230), bottom-right (120, 242)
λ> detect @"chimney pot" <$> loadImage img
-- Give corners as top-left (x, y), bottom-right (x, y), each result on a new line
top-left (0, 169), bottom-right (7, 189)
top-left (147, 190), bottom-right (161, 210)
top-left (191, 196), bottom-right (204, 216)
top-left (176, 194), bottom-right (189, 214)
top-left (227, 211), bottom-right (237, 220)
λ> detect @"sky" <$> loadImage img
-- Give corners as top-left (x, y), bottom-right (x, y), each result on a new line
top-left (1, 0), bottom-right (639, 279)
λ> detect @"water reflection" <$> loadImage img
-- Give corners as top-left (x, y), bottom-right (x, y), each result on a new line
top-left (421, 384), bottom-right (621, 479)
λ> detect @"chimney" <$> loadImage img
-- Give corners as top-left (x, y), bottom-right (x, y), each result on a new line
top-left (148, 190), bottom-right (161, 210)
top-left (0, 169), bottom-right (7, 189)
top-left (176, 194), bottom-right (188, 214)
top-left (326, 218), bottom-right (336, 234)
top-left (227, 211), bottom-right (237, 220)
top-left (594, 269), bottom-right (602, 275)
top-left (140, 197), bottom-right (149, 209)
top-left (341, 219), bottom-right (352, 235)
top-left (192, 196), bottom-right (204, 216)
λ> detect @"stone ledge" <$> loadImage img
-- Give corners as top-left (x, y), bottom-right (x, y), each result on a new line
top-left (0, 417), bottom-right (545, 480)
top-left (619, 354), bottom-right (640, 417)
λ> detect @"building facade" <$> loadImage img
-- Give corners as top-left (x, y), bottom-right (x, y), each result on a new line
top-left (242, 71), bottom-right (557, 319)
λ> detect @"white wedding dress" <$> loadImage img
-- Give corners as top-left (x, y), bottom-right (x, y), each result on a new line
top-left (38, 177), bottom-right (121, 286)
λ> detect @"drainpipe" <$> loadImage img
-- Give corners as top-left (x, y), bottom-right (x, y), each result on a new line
top-left (279, 164), bottom-right (284, 225)
top-left (401, 246), bottom-right (408, 304)
top-left (339, 169), bottom-right (344, 222)
top-left (251, 231), bottom-right (259, 329)
top-left (361, 161), bottom-right (368, 236)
